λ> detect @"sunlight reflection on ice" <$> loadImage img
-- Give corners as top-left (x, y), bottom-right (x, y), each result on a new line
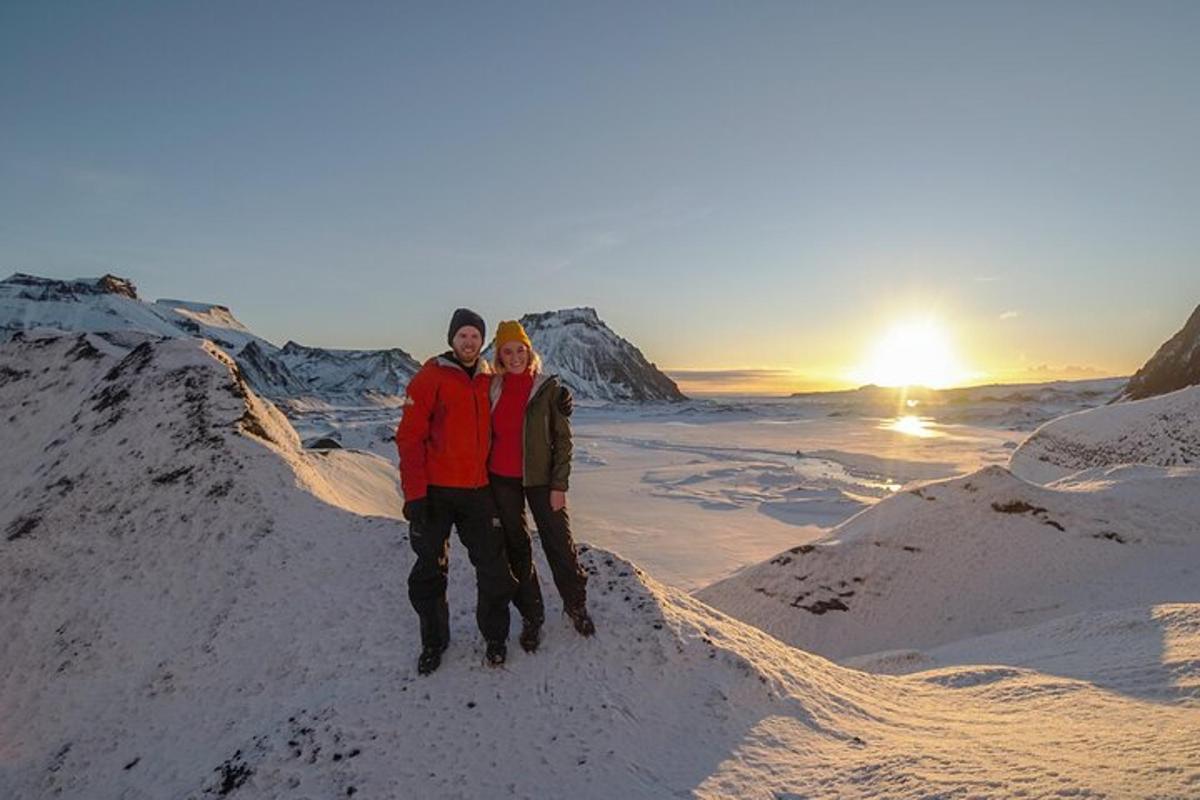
top-left (884, 415), bottom-right (943, 438)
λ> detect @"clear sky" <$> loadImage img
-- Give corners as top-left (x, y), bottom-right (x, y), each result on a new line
top-left (3, 1), bottom-right (1198, 393)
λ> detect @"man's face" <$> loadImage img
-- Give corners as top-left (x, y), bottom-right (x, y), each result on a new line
top-left (451, 326), bottom-right (483, 364)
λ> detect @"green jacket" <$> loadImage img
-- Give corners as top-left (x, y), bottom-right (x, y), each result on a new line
top-left (490, 372), bottom-right (573, 490)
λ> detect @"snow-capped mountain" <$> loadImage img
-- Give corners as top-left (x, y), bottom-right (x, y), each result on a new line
top-left (0, 272), bottom-right (267, 353)
top-left (1009, 384), bottom-right (1200, 484)
top-left (1119, 302), bottom-right (1200, 400)
top-left (2, 275), bottom-right (682, 407)
top-left (1, 330), bottom-right (1195, 798)
top-left (490, 307), bottom-right (686, 403)
top-left (0, 272), bottom-right (420, 406)
top-left (277, 340), bottom-right (420, 400)
top-left (696, 463), bottom-right (1200, 661)
top-left (234, 339), bottom-right (311, 397)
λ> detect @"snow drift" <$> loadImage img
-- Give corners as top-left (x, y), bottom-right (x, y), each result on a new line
top-left (1010, 384), bottom-right (1200, 483)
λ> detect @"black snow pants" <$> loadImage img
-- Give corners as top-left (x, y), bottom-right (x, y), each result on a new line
top-left (489, 474), bottom-right (588, 624)
top-left (407, 485), bottom-right (516, 647)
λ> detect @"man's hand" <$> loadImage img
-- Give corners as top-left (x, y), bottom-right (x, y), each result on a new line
top-left (403, 499), bottom-right (427, 527)
top-left (550, 489), bottom-right (567, 512)
top-left (556, 387), bottom-right (574, 417)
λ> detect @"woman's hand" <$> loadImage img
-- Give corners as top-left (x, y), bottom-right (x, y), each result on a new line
top-left (550, 489), bottom-right (567, 512)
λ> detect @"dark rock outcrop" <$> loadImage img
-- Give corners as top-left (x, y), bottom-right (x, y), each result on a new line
top-left (1119, 304), bottom-right (1200, 401)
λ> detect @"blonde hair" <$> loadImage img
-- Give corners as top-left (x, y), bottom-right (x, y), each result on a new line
top-left (493, 342), bottom-right (543, 375)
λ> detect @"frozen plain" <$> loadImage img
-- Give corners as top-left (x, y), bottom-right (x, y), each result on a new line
top-left (292, 382), bottom-right (1115, 591)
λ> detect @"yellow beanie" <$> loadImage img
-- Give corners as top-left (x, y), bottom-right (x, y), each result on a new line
top-left (494, 320), bottom-right (532, 351)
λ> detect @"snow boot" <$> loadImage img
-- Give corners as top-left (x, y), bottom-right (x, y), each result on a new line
top-left (566, 604), bottom-right (595, 637)
top-left (417, 642), bottom-right (448, 676)
top-left (519, 618), bottom-right (543, 653)
top-left (485, 640), bottom-right (507, 667)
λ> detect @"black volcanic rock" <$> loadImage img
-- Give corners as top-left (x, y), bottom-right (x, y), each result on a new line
top-left (1120, 304), bottom-right (1200, 401)
top-left (493, 307), bottom-right (686, 403)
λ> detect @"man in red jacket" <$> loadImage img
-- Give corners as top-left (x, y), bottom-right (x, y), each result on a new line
top-left (396, 308), bottom-right (516, 675)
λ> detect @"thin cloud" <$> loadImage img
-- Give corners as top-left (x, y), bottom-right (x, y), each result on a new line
top-left (999, 310), bottom-right (1021, 320)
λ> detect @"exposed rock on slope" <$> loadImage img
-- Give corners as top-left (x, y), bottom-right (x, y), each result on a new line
top-left (1120, 303), bottom-right (1200, 400)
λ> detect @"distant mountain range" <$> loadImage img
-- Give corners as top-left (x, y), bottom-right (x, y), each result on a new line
top-left (0, 272), bottom-right (685, 405)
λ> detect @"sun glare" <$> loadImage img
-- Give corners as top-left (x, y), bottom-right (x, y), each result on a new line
top-left (859, 319), bottom-right (965, 389)
top-left (885, 415), bottom-right (942, 438)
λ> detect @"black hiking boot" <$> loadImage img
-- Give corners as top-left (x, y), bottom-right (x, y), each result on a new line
top-left (485, 640), bottom-right (507, 667)
top-left (519, 618), bottom-right (543, 653)
top-left (417, 642), bottom-right (448, 676)
top-left (566, 604), bottom-right (595, 637)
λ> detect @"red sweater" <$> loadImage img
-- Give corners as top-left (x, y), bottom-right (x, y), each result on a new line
top-left (488, 370), bottom-right (533, 478)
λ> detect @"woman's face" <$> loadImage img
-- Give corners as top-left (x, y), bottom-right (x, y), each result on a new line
top-left (500, 341), bottom-right (530, 373)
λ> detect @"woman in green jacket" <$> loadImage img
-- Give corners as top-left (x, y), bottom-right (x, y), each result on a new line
top-left (488, 320), bottom-right (593, 654)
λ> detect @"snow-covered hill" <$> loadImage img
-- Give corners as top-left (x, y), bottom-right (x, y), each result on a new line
top-left (492, 307), bottom-right (686, 403)
top-left (1120, 302), bottom-right (1200, 400)
top-left (697, 463), bottom-right (1200, 660)
top-left (0, 272), bottom-right (420, 407)
top-left (1010, 384), bottom-right (1200, 484)
top-left (3, 331), bottom-right (1196, 798)
top-left (0, 272), bottom-right (268, 353)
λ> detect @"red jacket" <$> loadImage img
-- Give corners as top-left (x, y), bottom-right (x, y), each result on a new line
top-left (395, 355), bottom-right (493, 501)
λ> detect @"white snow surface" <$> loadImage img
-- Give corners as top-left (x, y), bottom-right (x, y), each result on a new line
top-left (697, 463), bottom-right (1200, 660)
top-left (1010, 384), bottom-right (1200, 484)
top-left (2, 331), bottom-right (1199, 798)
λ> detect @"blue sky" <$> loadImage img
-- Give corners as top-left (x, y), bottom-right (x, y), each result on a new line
top-left (3, 1), bottom-right (1199, 390)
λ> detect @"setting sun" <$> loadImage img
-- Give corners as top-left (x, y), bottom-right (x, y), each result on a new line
top-left (858, 319), bottom-right (967, 389)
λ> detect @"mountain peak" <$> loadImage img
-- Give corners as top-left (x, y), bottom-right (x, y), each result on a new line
top-left (520, 307), bottom-right (602, 326)
top-left (503, 307), bottom-right (686, 403)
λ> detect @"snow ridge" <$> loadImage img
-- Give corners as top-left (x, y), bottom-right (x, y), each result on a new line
top-left (1010, 385), bottom-right (1200, 483)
